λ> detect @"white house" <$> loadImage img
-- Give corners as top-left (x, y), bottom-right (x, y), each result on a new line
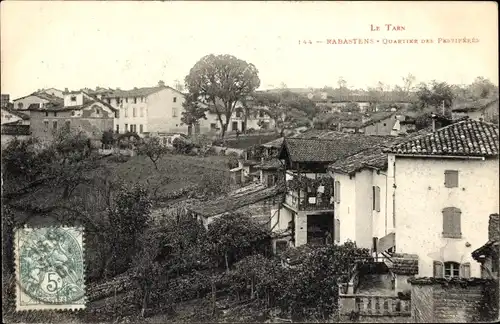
top-left (385, 119), bottom-right (499, 279)
top-left (97, 81), bottom-right (186, 135)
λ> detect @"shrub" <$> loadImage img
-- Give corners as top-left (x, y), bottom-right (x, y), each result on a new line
top-left (173, 137), bottom-right (196, 154)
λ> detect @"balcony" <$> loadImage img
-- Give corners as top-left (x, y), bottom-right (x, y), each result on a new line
top-left (284, 174), bottom-right (335, 211)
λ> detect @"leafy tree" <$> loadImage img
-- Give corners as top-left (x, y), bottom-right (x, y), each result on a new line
top-left (184, 54), bottom-right (261, 139)
top-left (137, 136), bottom-right (169, 170)
top-left (468, 76), bottom-right (498, 99)
top-left (415, 81), bottom-right (455, 114)
top-left (206, 213), bottom-right (272, 272)
top-left (402, 73), bottom-right (416, 95)
top-left (181, 92), bottom-right (208, 130)
top-left (343, 102), bottom-right (360, 113)
top-left (107, 185), bottom-right (152, 276)
top-left (101, 129), bottom-right (115, 148)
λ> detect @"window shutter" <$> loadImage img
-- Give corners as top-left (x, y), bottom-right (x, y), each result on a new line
top-left (433, 261), bottom-right (444, 278)
top-left (335, 219), bottom-right (340, 243)
top-left (375, 186), bottom-right (381, 212)
top-left (460, 263), bottom-right (471, 278)
top-left (372, 186), bottom-right (376, 210)
top-left (445, 170), bottom-right (459, 188)
top-left (336, 182), bottom-right (341, 203)
top-left (443, 207), bottom-right (462, 238)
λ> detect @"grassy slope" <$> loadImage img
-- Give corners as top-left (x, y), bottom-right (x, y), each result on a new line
top-left (109, 153), bottom-right (230, 197)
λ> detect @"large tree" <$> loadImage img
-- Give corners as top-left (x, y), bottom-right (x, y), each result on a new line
top-left (184, 54), bottom-right (261, 139)
top-left (415, 80), bottom-right (455, 114)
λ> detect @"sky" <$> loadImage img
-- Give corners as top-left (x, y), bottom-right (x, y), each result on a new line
top-left (1, 1), bottom-right (498, 100)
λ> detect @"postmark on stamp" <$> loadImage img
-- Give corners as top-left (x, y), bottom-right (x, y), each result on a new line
top-left (15, 227), bottom-right (86, 311)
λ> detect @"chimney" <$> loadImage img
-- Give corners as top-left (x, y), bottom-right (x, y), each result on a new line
top-left (488, 214), bottom-right (500, 241)
top-left (158, 80), bottom-right (165, 87)
top-left (64, 88), bottom-right (69, 93)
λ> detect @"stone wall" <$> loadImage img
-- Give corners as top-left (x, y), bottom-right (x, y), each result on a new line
top-left (409, 277), bottom-right (497, 323)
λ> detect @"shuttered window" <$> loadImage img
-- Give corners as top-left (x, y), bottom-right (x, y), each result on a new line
top-left (444, 170), bottom-right (459, 188)
top-left (433, 261), bottom-right (444, 278)
top-left (460, 262), bottom-right (471, 278)
top-left (335, 219), bottom-right (340, 243)
top-left (442, 207), bottom-right (462, 238)
top-left (334, 181), bottom-right (341, 203)
top-left (372, 186), bottom-right (381, 212)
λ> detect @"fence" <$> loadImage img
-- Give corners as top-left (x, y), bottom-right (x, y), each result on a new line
top-left (339, 294), bottom-right (411, 317)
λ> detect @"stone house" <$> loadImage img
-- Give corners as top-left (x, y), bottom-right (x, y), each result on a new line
top-left (28, 91), bottom-right (117, 144)
top-left (360, 112), bottom-right (398, 136)
top-left (384, 119), bottom-right (499, 279)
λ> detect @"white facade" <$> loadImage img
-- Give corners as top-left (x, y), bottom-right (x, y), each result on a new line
top-left (389, 155), bottom-right (500, 278)
top-left (331, 168), bottom-right (392, 251)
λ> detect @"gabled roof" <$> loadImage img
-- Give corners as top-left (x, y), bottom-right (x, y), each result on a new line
top-left (254, 158), bottom-right (283, 170)
top-left (452, 98), bottom-right (499, 113)
top-left (102, 85), bottom-right (183, 99)
top-left (1, 107), bottom-right (30, 120)
top-left (188, 184), bottom-right (284, 217)
top-left (27, 94), bottom-right (117, 113)
top-left (13, 91), bottom-right (64, 105)
top-left (261, 137), bottom-right (284, 148)
top-left (361, 112), bottom-right (396, 127)
top-left (387, 119), bottom-right (499, 157)
top-left (329, 129), bottom-right (432, 174)
top-left (279, 135), bottom-right (390, 163)
top-left (384, 253), bottom-right (419, 275)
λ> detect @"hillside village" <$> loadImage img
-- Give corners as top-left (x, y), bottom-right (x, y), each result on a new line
top-left (2, 57), bottom-right (500, 323)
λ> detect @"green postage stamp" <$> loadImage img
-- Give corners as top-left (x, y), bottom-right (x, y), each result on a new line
top-left (15, 227), bottom-right (86, 311)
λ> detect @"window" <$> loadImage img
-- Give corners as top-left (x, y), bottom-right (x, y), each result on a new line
top-left (140, 107), bottom-right (144, 117)
top-left (173, 97), bottom-right (177, 103)
top-left (444, 262), bottom-right (460, 279)
top-left (116, 124), bottom-right (119, 133)
top-left (210, 123), bottom-right (217, 130)
top-left (236, 109), bottom-right (242, 118)
top-left (70, 96), bottom-right (77, 102)
top-left (45, 112), bottom-right (49, 117)
top-left (372, 186), bottom-right (381, 212)
top-left (53, 120), bottom-right (58, 130)
top-left (44, 120), bottom-right (49, 131)
top-left (95, 107), bottom-right (100, 116)
top-left (125, 98), bottom-right (128, 103)
top-left (125, 108), bottom-right (128, 117)
top-left (259, 110), bottom-right (265, 118)
top-left (335, 219), bottom-right (340, 243)
top-left (139, 124), bottom-right (143, 133)
top-left (134, 97), bottom-right (137, 104)
top-left (133, 107), bottom-right (136, 117)
top-left (53, 112), bottom-right (57, 117)
top-left (125, 124), bottom-right (128, 132)
top-left (383, 123), bottom-right (387, 126)
top-left (444, 170), bottom-right (459, 188)
top-left (442, 207), bottom-right (462, 238)
top-left (18, 103), bottom-right (24, 109)
top-left (172, 108), bottom-right (177, 117)
top-left (65, 120), bottom-right (70, 129)
top-left (107, 98), bottom-right (111, 104)
top-left (334, 181), bottom-right (341, 203)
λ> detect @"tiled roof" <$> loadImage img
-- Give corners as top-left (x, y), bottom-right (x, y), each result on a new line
top-left (452, 98), bottom-right (499, 113)
top-left (102, 85), bottom-right (182, 99)
top-left (188, 184), bottom-right (284, 217)
top-left (1, 124), bottom-right (30, 136)
top-left (1, 107), bottom-right (30, 120)
top-left (255, 158), bottom-right (283, 170)
top-left (361, 112), bottom-right (396, 127)
top-left (385, 253), bottom-right (419, 275)
top-left (387, 119), bottom-right (499, 157)
top-left (261, 137), bottom-right (284, 148)
top-left (329, 129), bottom-right (432, 174)
top-left (280, 135), bottom-right (391, 163)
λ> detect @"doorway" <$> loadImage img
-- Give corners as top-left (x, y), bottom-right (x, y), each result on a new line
top-left (307, 213), bottom-right (334, 246)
